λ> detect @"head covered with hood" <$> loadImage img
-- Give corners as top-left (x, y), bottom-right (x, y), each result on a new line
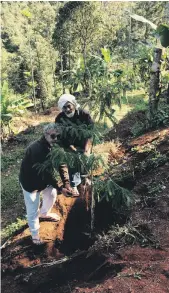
top-left (58, 94), bottom-right (80, 112)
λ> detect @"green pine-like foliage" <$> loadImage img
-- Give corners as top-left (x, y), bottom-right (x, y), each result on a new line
top-left (35, 124), bottom-right (132, 213)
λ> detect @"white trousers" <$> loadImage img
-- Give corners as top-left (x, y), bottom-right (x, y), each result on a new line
top-left (21, 185), bottom-right (57, 237)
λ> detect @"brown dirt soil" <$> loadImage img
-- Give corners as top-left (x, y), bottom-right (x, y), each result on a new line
top-left (12, 107), bottom-right (60, 131)
top-left (129, 128), bottom-right (169, 147)
top-left (72, 246), bottom-right (169, 293)
top-left (1, 187), bottom-right (91, 271)
top-left (2, 108), bottom-right (169, 293)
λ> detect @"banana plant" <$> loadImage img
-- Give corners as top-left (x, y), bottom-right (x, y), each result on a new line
top-left (130, 13), bottom-right (169, 48)
top-left (130, 13), bottom-right (169, 118)
top-left (1, 82), bottom-right (13, 125)
top-left (1, 81), bottom-right (33, 139)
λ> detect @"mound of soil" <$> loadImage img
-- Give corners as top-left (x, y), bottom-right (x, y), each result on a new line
top-left (1, 187), bottom-right (91, 271)
top-left (1, 183), bottom-right (128, 272)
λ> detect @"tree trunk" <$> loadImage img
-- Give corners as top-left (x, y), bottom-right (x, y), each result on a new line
top-left (149, 48), bottom-right (162, 119)
top-left (40, 99), bottom-right (45, 111)
top-left (49, 44), bottom-right (57, 95)
top-left (90, 175), bottom-right (95, 232)
top-left (27, 23), bottom-right (37, 113)
top-left (60, 51), bottom-right (65, 94)
top-left (167, 84), bottom-right (169, 104)
top-left (83, 45), bottom-right (89, 94)
top-left (69, 38), bottom-right (71, 79)
top-left (123, 89), bottom-right (126, 98)
top-left (36, 50), bottom-right (46, 112)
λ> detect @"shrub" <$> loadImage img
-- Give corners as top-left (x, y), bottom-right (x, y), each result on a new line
top-left (150, 105), bottom-right (169, 128)
top-left (131, 121), bottom-right (146, 137)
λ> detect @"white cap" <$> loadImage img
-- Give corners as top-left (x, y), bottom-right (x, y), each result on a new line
top-left (58, 94), bottom-right (80, 111)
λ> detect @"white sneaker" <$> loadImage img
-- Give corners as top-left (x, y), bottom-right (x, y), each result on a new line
top-left (32, 235), bottom-right (44, 245)
top-left (40, 213), bottom-right (60, 221)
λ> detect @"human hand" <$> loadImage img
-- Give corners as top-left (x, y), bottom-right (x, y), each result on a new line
top-left (61, 187), bottom-right (73, 197)
top-left (84, 150), bottom-right (91, 157)
top-left (61, 186), bottom-right (79, 197)
top-left (70, 145), bottom-right (77, 152)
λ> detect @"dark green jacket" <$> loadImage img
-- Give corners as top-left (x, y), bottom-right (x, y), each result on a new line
top-left (55, 109), bottom-right (93, 149)
top-left (19, 136), bottom-right (69, 192)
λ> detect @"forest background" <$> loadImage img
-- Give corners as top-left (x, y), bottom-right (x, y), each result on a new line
top-left (1, 1), bottom-right (169, 134)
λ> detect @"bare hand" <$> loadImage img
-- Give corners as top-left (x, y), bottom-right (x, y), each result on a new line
top-left (61, 186), bottom-right (79, 197)
top-left (70, 145), bottom-right (77, 152)
top-left (84, 150), bottom-right (91, 157)
top-left (61, 187), bottom-right (73, 197)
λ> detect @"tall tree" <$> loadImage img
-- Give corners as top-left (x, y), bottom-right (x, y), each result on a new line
top-left (1, 1), bottom-right (60, 108)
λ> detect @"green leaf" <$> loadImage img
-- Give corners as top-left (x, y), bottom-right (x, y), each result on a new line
top-left (101, 47), bottom-right (111, 63)
top-left (79, 56), bottom-right (85, 70)
top-left (130, 14), bottom-right (157, 30)
top-left (21, 9), bottom-right (32, 19)
top-left (156, 24), bottom-right (169, 48)
top-left (1, 113), bottom-right (13, 118)
top-left (1, 113), bottom-right (13, 122)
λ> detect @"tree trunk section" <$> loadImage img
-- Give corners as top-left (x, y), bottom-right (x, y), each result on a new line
top-left (60, 52), bottom-right (65, 94)
top-left (27, 23), bottom-right (37, 113)
top-left (149, 48), bottom-right (162, 119)
top-left (167, 84), bottom-right (169, 104)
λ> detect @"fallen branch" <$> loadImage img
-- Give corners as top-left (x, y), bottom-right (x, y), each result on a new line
top-left (29, 250), bottom-right (86, 269)
top-left (86, 260), bottom-right (108, 280)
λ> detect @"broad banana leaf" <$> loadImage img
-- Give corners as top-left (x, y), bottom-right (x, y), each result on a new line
top-left (130, 14), bottom-right (169, 48)
top-left (156, 24), bottom-right (169, 48)
top-left (130, 13), bottom-right (157, 29)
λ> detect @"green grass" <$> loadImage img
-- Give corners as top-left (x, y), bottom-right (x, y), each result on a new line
top-left (124, 92), bottom-right (148, 111)
top-left (1, 147), bottom-right (27, 241)
top-left (1, 218), bottom-right (27, 242)
top-left (120, 90), bottom-right (148, 111)
top-left (1, 170), bottom-right (23, 209)
top-left (1, 166), bottom-right (26, 241)
top-left (87, 90), bottom-right (148, 127)
top-left (1, 147), bottom-right (25, 171)
top-left (1, 144), bottom-right (25, 210)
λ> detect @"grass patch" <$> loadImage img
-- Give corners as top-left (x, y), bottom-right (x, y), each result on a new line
top-left (122, 91), bottom-right (148, 112)
top-left (1, 146), bottom-right (25, 210)
top-left (1, 170), bottom-right (23, 210)
top-left (1, 217), bottom-right (27, 242)
top-left (1, 147), bottom-right (25, 171)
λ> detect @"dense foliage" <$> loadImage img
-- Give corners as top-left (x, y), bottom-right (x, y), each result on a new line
top-left (1, 1), bottom-right (169, 137)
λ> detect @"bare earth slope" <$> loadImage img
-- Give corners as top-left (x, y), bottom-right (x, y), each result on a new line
top-left (1, 109), bottom-right (169, 293)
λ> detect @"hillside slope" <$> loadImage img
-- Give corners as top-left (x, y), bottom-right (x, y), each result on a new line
top-left (2, 115), bottom-right (169, 292)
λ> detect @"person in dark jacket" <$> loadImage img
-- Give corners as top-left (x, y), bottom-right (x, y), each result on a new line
top-left (19, 123), bottom-right (75, 245)
top-left (55, 94), bottom-right (94, 195)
